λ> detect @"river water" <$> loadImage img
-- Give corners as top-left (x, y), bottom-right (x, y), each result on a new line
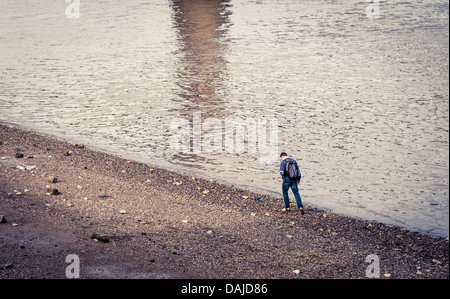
top-left (1, 0), bottom-right (448, 237)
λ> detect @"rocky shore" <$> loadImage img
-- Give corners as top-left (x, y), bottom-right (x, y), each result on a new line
top-left (0, 123), bottom-right (448, 279)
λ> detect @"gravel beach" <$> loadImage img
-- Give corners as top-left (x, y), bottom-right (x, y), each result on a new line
top-left (1, 123), bottom-right (448, 279)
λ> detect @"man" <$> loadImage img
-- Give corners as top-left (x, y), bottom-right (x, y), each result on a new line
top-left (279, 152), bottom-right (304, 214)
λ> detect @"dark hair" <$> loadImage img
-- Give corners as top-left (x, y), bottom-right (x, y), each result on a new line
top-left (280, 152), bottom-right (288, 158)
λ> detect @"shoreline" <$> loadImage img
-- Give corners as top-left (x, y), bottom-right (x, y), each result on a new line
top-left (1, 123), bottom-right (448, 279)
top-left (3, 120), bottom-right (447, 239)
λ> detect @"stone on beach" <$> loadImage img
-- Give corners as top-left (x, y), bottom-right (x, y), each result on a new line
top-left (63, 150), bottom-right (73, 156)
top-left (46, 188), bottom-right (59, 195)
top-left (91, 233), bottom-right (109, 243)
top-left (48, 176), bottom-right (58, 183)
top-left (0, 264), bottom-right (13, 270)
top-left (0, 215), bottom-right (7, 223)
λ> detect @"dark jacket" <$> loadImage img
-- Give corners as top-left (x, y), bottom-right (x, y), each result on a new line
top-left (279, 157), bottom-right (301, 181)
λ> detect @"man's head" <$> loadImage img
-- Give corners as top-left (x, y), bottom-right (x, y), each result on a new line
top-left (280, 152), bottom-right (288, 160)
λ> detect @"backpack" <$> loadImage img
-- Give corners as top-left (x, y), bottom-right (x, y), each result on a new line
top-left (285, 158), bottom-right (299, 180)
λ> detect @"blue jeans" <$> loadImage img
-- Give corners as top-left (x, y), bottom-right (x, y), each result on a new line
top-left (282, 177), bottom-right (303, 209)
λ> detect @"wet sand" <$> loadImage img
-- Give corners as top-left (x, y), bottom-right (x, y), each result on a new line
top-left (0, 123), bottom-right (448, 279)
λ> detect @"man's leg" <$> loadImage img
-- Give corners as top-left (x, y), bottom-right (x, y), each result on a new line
top-left (291, 181), bottom-right (303, 209)
top-left (282, 179), bottom-right (291, 209)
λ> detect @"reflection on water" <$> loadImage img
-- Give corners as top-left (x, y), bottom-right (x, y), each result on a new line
top-left (171, 0), bottom-right (231, 119)
top-left (0, 0), bottom-right (448, 237)
top-left (169, 0), bottom-right (232, 165)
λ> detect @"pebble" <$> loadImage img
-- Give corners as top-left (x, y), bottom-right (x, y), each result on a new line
top-left (66, 202), bottom-right (74, 207)
top-left (432, 259), bottom-right (441, 265)
top-left (48, 176), bottom-right (58, 183)
top-left (293, 270), bottom-right (300, 275)
top-left (0, 215), bottom-right (7, 223)
top-left (46, 188), bottom-right (59, 195)
top-left (286, 235), bottom-right (294, 238)
top-left (63, 150), bottom-right (73, 156)
top-left (91, 233), bottom-right (109, 243)
top-left (384, 273), bottom-right (391, 278)
top-left (119, 210), bottom-right (127, 214)
top-left (0, 264), bottom-right (13, 270)
top-left (12, 223), bottom-right (19, 227)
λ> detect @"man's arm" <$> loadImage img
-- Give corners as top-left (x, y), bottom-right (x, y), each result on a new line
top-left (279, 160), bottom-right (286, 177)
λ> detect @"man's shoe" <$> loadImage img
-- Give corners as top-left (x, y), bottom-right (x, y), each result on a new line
top-left (299, 208), bottom-right (305, 215)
